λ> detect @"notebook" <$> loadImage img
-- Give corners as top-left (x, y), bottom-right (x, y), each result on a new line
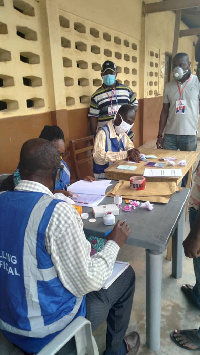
top-left (103, 261), bottom-right (130, 289)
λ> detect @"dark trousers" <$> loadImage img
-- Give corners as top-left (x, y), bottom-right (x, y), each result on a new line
top-left (163, 134), bottom-right (197, 187)
top-left (86, 266), bottom-right (135, 354)
top-left (189, 207), bottom-right (200, 308)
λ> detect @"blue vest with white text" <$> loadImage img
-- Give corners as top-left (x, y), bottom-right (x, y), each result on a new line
top-left (93, 124), bottom-right (126, 174)
top-left (0, 191), bottom-right (85, 353)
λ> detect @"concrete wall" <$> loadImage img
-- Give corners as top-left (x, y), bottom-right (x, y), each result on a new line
top-left (0, 0), bottom-right (198, 173)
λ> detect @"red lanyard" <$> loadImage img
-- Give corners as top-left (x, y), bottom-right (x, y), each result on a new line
top-left (177, 75), bottom-right (191, 100)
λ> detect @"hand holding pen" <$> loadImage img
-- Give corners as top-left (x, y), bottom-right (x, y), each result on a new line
top-left (107, 219), bottom-right (130, 248)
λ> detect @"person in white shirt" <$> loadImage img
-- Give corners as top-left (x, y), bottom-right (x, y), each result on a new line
top-left (156, 52), bottom-right (200, 186)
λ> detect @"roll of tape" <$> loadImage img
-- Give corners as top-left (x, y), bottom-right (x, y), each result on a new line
top-left (130, 176), bottom-right (146, 190)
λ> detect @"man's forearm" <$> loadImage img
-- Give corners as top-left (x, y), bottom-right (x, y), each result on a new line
top-left (90, 116), bottom-right (98, 135)
top-left (158, 111), bottom-right (168, 136)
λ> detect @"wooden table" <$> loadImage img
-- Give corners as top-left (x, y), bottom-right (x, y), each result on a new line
top-left (105, 148), bottom-right (198, 187)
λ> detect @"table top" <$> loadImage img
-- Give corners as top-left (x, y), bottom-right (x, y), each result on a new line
top-left (83, 187), bottom-right (190, 253)
top-left (104, 148), bottom-right (198, 184)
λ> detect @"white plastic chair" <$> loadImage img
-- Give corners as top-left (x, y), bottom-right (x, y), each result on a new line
top-left (0, 174), bottom-right (11, 182)
top-left (0, 317), bottom-right (99, 355)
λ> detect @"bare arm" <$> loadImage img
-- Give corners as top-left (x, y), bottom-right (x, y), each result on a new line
top-left (183, 208), bottom-right (200, 258)
top-left (156, 103), bottom-right (169, 149)
top-left (90, 116), bottom-right (98, 135)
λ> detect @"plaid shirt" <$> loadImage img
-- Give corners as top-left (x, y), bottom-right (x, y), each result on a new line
top-left (15, 180), bottom-right (119, 297)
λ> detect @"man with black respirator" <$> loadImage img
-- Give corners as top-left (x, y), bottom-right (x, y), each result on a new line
top-left (156, 52), bottom-right (200, 186)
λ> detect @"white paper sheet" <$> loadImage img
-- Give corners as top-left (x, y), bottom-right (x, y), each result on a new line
top-left (72, 194), bottom-right (105, 207)
top-left (117, 165), bottom-right (137, 171)
top-left (67, 179), bottom-right (111, 196)
top-left (144, 168), bottom-right (182, 177)
top-left (103, 261), bottom-right (130, 289)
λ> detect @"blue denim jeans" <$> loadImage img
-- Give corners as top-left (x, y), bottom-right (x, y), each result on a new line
top-left (189, 207), bottom-right (200, 308)
top-left (163, 134), bottom-right (197, 187)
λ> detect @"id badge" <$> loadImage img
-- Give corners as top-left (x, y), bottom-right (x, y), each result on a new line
top-left (175, 100), bottom-right (186, 114)
top-left (108, 105), bottom-right (120, 116)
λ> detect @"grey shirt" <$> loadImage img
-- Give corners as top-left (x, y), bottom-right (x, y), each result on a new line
top-left (163, 74), bottom-right (200, 135)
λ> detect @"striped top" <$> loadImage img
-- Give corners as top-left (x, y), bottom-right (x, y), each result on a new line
top-left (88, 81), bottom-right (138, 128)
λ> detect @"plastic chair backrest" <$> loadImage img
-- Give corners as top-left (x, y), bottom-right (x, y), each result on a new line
top-left (0, 317), bottom-right (99, 355)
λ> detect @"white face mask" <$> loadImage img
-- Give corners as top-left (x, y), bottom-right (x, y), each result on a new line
top-left (173, 66), bottom-right (188, 81)
top-left (114, 113), bottom-right (133, 135)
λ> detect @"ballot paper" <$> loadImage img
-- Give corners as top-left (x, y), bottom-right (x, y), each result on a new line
top-left (117, 165), bottom-right (137, 171)
top-left (144, 168), bottom-right (182, 177)
top-left (67, 180), bottom-right (111, 207)
top-left (145, 155), bottom-right (158, 159)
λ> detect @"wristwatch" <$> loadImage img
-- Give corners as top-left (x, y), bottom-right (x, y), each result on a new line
top-left (157, 134), bottom-right (163, 138)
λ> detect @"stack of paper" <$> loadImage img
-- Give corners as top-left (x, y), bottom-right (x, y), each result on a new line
top-left (67, 180), bottom-right (111, 207)
top-left (103, 261), bottom-right (130, 289)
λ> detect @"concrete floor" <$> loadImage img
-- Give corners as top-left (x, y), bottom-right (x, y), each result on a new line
top-left (94, 227), bottom-right (200, 355)
top-left (94, 134), bottom-right (200, 355)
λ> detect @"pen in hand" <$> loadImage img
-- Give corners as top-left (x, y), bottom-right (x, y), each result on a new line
top-left (105, 220), bottom-right (127, 237)
top-left (106, 220), bottom-right (130, 248)
top-left (104, 229), bottom-right (112, 237)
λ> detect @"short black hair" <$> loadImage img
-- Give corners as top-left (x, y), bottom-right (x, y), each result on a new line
top-left (118, 104), bottom-right (135, 116)
top-left (19, 138), bottom-right (60, 178)
top-left (39, 125), bottom-right (65, 142)
top-left (173, 53), bottom-right (189, 63)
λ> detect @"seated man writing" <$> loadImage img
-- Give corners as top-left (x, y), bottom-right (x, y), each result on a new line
top-left (0, 138), bottom-right (140, 355)
top-left (93, 104), bottom-right (141, 178)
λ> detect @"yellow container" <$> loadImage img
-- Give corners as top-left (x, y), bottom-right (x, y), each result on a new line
top-left (73, 205), bottom-right (82, 215)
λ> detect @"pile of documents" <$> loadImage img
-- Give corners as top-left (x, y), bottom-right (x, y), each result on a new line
top-left (107, 180), bottom-right (182, 204)
top-left (67, 180), bottom-right (111, 207)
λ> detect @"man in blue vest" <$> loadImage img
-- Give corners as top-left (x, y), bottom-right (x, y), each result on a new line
top-left (93, 104), bottom-right (141, 178)
top-left (0, 138), bottom-right (140, 355)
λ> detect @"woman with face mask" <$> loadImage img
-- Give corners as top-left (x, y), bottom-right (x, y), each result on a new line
top-left (93, 104), bottom-right (141, 179)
